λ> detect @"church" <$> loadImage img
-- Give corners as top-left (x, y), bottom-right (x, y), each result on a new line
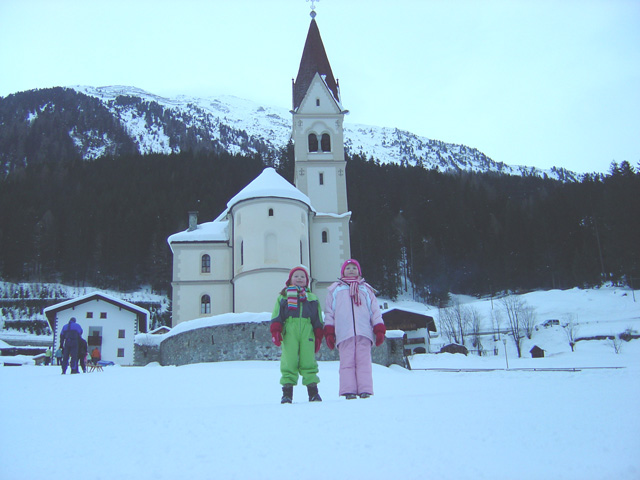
top-left (168, 13), bottom-right (351, 326)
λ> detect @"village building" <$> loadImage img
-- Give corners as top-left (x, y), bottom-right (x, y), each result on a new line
top-left (168, 14), bottom-right (351, 326)
top-left (44, 292), bottom-right (149, 366)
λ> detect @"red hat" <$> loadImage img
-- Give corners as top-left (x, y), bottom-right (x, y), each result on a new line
top-left (341, 259), bottom-right (361, 277)
top-left (286, 265), bottom-right (310, 287)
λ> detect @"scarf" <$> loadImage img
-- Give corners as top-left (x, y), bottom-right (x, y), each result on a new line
top-left (341, 276), bottom-right (365, 306)
top-left (286, 286), bottom-right (307, 310)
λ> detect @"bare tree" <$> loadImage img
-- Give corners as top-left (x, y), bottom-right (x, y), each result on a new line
top-left (521, 304), bottom-right (537, 339)
top-left (438, 306), bottom-right (459, 344)
top-left (500, 295), bottom-right (531, 358)
top-left (563, 314), bottom-right (579, 352)
top-left (608, 334), bottom-right (623, 354)
top-left (438, 300), bottom-right (472, 345)
top-left (469, 307), bottom-right (483, 355)
top-left (491, 309), bottom-right (503, 341)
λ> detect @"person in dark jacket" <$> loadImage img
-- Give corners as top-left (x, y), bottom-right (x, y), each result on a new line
top-left (60, 318), bottom-right (83, 375)
top-left (78, 337), bottom-right (88, 373)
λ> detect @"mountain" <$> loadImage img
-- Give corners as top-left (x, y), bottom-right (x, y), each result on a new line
top-left (0, 86), bottom-right (579, 181)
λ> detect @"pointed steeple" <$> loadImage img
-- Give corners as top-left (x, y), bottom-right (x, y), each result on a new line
top-left (292, 18), bottom-right (339, 110)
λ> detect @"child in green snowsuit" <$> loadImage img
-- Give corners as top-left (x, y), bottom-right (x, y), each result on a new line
top-left (270, 265), bottom-right (324, 404)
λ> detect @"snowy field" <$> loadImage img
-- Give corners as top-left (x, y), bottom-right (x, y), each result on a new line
top-left (2, 286), bottom-right (639, 480)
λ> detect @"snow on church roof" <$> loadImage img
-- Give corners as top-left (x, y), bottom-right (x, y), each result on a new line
top-left (168, 168), bottom-right (313, 245)
top-left (225, 167), bottom-right (313, 211)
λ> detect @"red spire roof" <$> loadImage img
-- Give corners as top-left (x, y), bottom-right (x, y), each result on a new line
top-left (292, 18), bottom-right (340, 110)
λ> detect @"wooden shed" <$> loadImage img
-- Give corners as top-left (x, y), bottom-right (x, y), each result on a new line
top-left (530, 345), bottom-right (545, 358)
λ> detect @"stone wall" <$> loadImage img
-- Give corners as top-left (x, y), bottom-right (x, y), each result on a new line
top-left (135, 320), bottom-right (406, 368)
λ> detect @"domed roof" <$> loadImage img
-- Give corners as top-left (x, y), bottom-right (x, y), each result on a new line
top-left (226, 167), bottom-right (313, 210)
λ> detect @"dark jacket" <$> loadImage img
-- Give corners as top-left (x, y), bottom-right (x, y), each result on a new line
top-left (60, 320), bottom-right (83, 350)
top-left (78, 337), bottom-right (88, 357)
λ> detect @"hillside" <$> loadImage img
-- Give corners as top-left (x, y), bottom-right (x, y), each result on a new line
top-left (0, 85), bottom-right (580, 181)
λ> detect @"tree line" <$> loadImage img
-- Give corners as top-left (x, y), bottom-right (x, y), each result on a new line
top-left (0, 148), bottom-right (638, 304)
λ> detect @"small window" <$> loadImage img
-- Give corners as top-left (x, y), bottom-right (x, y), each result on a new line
top-left (268, 208), bottom-right (274, 217)
top-left (322, 231), bottom-right (328, 243)
top-left (86, 312), bottom-right (93, 318)
top-left (201, 295), bottom-right (211, 314)
top-left (117, 348), bottom-right (125, 358)
top-left (201, 254), bottom-right (211, 273)
top-left (316, 98), bottom-right (320, 106)
top-left (100, 312), bottom-right (107, 319)
top-left (240, 241), bottom-right (244, 266)
top-left (321, 133), bottom-right (331, 152)
top-left (308, 133), bottom-right (318, 152)
top-left (319, 173), bottom-right (324, 185)
top-left (118, 329), bottom-right (125, 339)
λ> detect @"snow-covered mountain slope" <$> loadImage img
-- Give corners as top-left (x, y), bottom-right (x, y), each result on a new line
top-left (72, 86), bottom-right (577, 181)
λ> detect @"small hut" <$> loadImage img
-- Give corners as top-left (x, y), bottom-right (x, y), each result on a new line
top-left (530, 345), bottom-right (545, 358)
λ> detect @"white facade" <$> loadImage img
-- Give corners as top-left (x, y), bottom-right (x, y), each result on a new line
top-left (43, 292), bottom-right (149, 366)
top-left (168, 17), bottom-right (352, 326)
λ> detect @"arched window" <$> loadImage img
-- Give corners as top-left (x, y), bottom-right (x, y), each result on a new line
top-left (268, 208), bottom-right (274, 217)
top-left (321, 230), bottom-right (328, 243)
top-left (201, 254), bottom-right (211, 273)
top-left (321, 133), bottom-right (331, 152)
top-left (201, 295), bottom-right (211, 315)
top-left (308, 133), bottom-right (319, 152)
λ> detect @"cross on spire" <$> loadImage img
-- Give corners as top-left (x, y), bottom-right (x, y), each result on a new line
top-left (306, 0), bottom-right (319, 18)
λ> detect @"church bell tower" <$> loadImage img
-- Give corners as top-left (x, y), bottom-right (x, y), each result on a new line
top-left (292, 8), bottom-right (351, 297)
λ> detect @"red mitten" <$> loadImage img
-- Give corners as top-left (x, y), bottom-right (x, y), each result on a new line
top-left (270, 322), bottom-right (282, 347)
top-left (314, 328), bottom-right (324, 353)
top-left (373, 323), bottom-right (386, 347)
top-left (324, 325), bottom-right (336, 350)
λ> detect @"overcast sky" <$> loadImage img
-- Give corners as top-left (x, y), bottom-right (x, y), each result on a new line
top-left (1, 0), bottom-right (638, 174)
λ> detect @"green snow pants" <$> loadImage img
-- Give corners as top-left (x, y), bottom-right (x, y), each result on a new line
top-left (280, 317), bottom-right (320, 386)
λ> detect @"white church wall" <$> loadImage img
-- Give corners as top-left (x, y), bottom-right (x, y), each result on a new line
top-left (231, 197), bottom-right (312, 313)
top-left (309, 214), bottom-right (351, 308)
top-left (171, 242), bottom-right (233, 325)
top-left (232, 198), bottom-right (310, 275)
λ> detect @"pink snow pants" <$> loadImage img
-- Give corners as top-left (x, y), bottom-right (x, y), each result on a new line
top-left (337, 335), bottom-right (373, 396)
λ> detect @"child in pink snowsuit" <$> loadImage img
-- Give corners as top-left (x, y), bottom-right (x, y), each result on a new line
top-left (323, 259), bottom-right (386, 399)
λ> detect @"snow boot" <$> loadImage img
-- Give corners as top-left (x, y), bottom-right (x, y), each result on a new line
top-left (359, 393), bottom-right (371, 399)
top-left (281, 384), bottom-right (293, 404)
top-left (345, 393), bottom-right (357, 400)
top-left (307, 383), bottom-right (322, 402)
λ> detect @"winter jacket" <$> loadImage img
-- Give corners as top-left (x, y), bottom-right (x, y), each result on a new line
top-left (271, 289), bottom-right (323, 332)
top-left (60, 321), bottom-right (83, 349)
top-left (78, 338), bottom-right (88, 357)
top-left (324, 280), bottom-right (384, 346)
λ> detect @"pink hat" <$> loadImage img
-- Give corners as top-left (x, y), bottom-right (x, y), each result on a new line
top-left (341, 259), bottom-right (361, 277)
top-left (286, 265), bottom-right (310, 287)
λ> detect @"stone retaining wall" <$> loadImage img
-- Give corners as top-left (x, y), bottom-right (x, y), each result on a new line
top-left (135, 320), bottom-right (406, 368)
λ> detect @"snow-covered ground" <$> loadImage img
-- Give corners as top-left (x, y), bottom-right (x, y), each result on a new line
top-left (2, 286), bottom-right (639, 480)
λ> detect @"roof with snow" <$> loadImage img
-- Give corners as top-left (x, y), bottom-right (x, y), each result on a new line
top-left (43, 292), bottom-right (149, 333)
top-left (225, 167), bottom-right (312, 210)
top-left (168, 168), bottom-right (313, 245)
top-left (381, 308), bottom-right (437, 332)
top-left (293, 18), bottom-right (340, 110)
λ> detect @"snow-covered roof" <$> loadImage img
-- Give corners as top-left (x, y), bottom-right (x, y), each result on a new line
top-left (168, 168), bottom-right (313, 245)
top-left (43, 292), bottom-right (149, 333)
top-left (226, 167), bottom-right (312, 210)
top-left (43, 291), bottom-right (149, 316)
top-left (167, 220), bottom-right (229, 244)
